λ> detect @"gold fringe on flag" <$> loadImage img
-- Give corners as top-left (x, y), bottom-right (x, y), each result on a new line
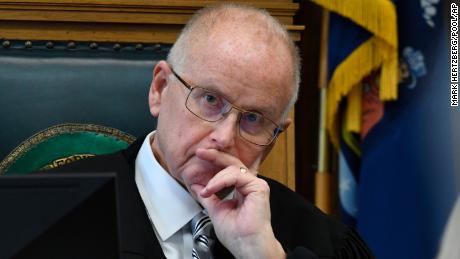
top-left (311, 0), bottom-right (399, 147)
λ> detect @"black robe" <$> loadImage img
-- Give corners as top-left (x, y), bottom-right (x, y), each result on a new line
top-left (47, 137), bottom-right (374, 259)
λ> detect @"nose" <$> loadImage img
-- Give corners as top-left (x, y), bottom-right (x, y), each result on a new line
top-left (209, 112), bottom-right (239, 150)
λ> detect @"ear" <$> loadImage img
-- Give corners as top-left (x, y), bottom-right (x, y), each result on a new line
top-left (281, 117), bottom-right (292, 132)
top-left (259, 117), bottom-right (292, 163)
top-left (149, 60), bottom-right (171, 117)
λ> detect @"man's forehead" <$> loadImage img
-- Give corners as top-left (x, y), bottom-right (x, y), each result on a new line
top-left (210, 84), bottom-right (269, 111)
top-left (179, 13), bottom-right (294, 120)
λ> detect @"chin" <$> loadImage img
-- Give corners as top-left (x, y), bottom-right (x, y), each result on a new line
top-left (181, 160), bottom-right (222, 187)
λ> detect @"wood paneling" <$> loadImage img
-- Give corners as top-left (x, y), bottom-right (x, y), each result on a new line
top-left (0, 0), bottom-right (303, 43)
top-left (259, 109), bottom-right (296, 190)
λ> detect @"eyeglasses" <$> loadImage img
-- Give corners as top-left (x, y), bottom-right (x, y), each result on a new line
top-left (170, 67), bottom-right (283, 146)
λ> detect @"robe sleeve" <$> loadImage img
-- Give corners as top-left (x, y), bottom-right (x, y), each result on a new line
top-left (332, 228), bottom-right (374, 259)
top-left (285, 225), bottom-right (374, 259)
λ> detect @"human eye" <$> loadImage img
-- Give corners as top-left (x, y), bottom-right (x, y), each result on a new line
top-left (203, 93), bottom-right (220, 106)
top-left (193, 89), bottom-right (226, 117)
top-left (240, 112), bottom-right (264, 134)
top-left (243, 112), bottom-right (261, 123)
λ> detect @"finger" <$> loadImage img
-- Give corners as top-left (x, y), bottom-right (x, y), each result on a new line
top-left (191, 184), bottom-right (219, 208)
top-left (196, 148), bottom-right (245, 169)
top-left (201, 166), bottom-right (260, 198)
top-left (191, 183), bottom-right (238, 215)
top-left (196, 148), bottom-right (262, 175)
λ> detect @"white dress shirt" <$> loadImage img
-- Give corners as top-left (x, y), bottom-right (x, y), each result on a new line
top-left (135, 131), bottom-right (203, 259)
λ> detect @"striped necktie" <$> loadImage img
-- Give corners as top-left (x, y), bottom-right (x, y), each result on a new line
top-left (191, 211), bottom-right (215, 259)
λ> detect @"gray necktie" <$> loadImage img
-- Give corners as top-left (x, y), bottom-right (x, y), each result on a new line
top-left (191, 211), bottom-right (215, 259)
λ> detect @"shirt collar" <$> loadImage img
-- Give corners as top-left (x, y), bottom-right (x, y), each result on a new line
top-left (135, 131), bottom-right (202, 241)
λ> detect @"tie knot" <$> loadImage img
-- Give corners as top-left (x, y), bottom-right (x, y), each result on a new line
top-left (191, 211), bottom-right (215, 259)
top-left (191, 212), bottom-right (212, 237)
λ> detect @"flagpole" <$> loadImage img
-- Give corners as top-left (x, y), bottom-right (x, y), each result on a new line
top-left (315, 8), bottom-right (332, 214)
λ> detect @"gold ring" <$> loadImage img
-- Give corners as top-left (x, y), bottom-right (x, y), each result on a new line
top-left (240, 167), bottom-right (248, 174)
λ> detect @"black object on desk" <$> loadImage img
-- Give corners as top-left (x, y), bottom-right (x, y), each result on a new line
top-left (0, 173), bottom-right (119, 259)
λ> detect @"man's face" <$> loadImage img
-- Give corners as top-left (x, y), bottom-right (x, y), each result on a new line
top-left (148, 31), bottom-right (293, 192)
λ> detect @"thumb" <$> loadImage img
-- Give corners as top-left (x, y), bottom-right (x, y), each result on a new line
top-left (190, 184), bottom-right (219, 211)
top-left (190, 184), bottom-right (238, 218)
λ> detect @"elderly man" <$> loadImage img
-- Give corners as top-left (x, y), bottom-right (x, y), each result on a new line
top-left (54, 3), bottom-right (373, 259)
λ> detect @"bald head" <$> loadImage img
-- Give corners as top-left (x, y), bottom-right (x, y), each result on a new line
top-left (167, 3), bottom-right (300, 117)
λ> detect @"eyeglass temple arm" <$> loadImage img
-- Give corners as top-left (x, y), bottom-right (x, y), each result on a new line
top-left (170, 68), bottom-right (194, 90)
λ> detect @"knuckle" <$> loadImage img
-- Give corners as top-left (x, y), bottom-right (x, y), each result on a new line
top-left (257, 179), bottom-right (270, 192)
top-left (229, 164), bottom-right (239, 171)
top-left (228, 164), bottom-right (240, 173)
top-left (220, 166), bottom-right (233, 175)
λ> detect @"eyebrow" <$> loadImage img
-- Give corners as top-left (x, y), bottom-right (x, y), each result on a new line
top-left (174, 68), bottom-right (279, 122)
top-left (203, 84), bottom-right (276, 119)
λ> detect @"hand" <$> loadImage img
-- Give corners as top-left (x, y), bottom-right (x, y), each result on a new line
top-left (189, 148), bottom-right (286, 259)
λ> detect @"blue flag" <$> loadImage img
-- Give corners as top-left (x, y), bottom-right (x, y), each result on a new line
top-left (357, 1), bottom-right (459, 258)
top-left (312, 0), bottom-right (459, 258)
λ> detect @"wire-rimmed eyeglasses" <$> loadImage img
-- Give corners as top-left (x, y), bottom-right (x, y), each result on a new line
top-left (169, 67), bottom-right (283, 146)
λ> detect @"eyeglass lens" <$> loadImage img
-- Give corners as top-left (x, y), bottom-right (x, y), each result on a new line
top-left (186, 87), bottom-right (278, 145)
